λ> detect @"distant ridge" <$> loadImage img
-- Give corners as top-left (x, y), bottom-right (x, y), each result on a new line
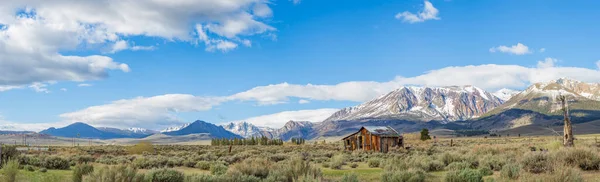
top-left (162, 120), bottom-right (242, 139)
top-left (40, 122), bottom-right (152, 139)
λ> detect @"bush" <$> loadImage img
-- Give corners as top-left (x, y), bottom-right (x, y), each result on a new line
top-left (479, 155), bottom-right (508, 171)
top-left (265, 154), bottom-right (323, 182)
top-left (128, 141), bottom-right (155, 154)
top-left (229, 157), bottom-right (272, 178)
top-left (478, 167), bottom-right (493, 176)
top-left (554, 148), bottom-right (600, 170)
top-left (439, 152), bottom-right (463, 166)
top-left (39, 168), bottom-right (48, 173)
top-left (546, 166), bottom-right (583, 182)
top-left (381, 168), bottom-right (426, 182)
top-left (350, 163), bottom-right (359, 168)
top-left (445, 162), bottom-right (472, 171)
top-left (500, 163), bottom-right (520, 180)
top-left (321, 163), bottom-right (330, 168)
top-left (24, 165), bottom-right (35, 172)
top-left (1, 145), bottom-right (18, 163)
top-left (144, 168), bottom-right (185, 182)
top-left (43, 156), bottom-right (71, 170)
top-left (73, 163), bottom-right (94, 182)
top-left (521, 152), bottom-right (552, 173)
top-left (341, 173), bottom-right (359, 182)
top-left (2, 159), bottom-right (19, 182)
top-left (195, 161), bottom-right (211, 170)
top-left (83, 165), bottom-right (144, 182)
top-left (368, 158), bottom-right (381, 168)
top-left (330, 154), bottom-right (347, 170)
top-left (210, 163), bottom-right (228, 176)
top-left (444, 168), bottom-right (483, 182)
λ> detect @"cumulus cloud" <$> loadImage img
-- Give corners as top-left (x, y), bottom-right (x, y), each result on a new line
top-left (290, 0), bottom-right (301, 5)
top-left (60, 94), bottom-right (228, 129)
top-left (0, 0), bottom-right (275, 89)
top-left (596, 60), bottom-right (600, 70)
top-left (298, 99), bottom-right (310, 104)
top-left (540, 48), bottom-right (546, 52)
top-left (29, 82), bottom-right (50, 93)
top-left (537, 57), bottom-right (558, 68)
top-left (110, 40), bottom-right (155, 53)
top-left (59, 62), bottom-right (600, 129)
top-left (228, 109), bottom-right (339, 128)
top-left (489, 43), bottom-right (532, 55)
top-left (77, 83), bottom-right (92, 87)
top-left (395, 1), bottom-right (440, 23)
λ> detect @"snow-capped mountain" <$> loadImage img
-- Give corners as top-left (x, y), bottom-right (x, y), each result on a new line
top-left (473, 78), bottom-right (600, 130)
top-left (324, 85), bottom-right (504, 123)
top-left (493, 88), bottom-right (521, 101)
top-left (127, 127), bottom-right (158, 134)
top-left (161, 123), bottom-right (191, 133)
top-left (221, 121), bottom-right (274, 138)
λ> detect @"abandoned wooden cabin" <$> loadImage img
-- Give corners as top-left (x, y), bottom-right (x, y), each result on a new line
top-left (342, 126), bottom-right (403, 153)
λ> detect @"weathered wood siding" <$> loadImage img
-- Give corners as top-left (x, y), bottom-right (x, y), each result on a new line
top-left (343, 127), bottom-right (402, 153)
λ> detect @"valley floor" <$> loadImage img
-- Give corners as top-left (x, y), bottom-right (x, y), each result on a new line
top-left (3, 134), bottom-right (600, 181)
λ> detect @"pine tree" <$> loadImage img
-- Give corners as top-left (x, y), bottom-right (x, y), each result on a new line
top-left (420, 128), bottom-right (431, 141)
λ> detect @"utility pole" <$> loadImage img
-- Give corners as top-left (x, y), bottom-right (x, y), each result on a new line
top-left (559, 95), bottom-right (574, 147)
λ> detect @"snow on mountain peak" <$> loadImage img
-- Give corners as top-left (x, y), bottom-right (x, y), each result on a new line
top-left (160, 123), bottom-right (190, 133)
top-left (493, 88), bottom-right (521, 101)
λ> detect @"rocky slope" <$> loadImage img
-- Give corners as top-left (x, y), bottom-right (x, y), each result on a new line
top-left (222, 120), bottom-right (316, 140)
top-left (472, 78), bottom-right (600, 131)
top-left (324, 86), bottom-right (503, 123)
top-left (162, 120), bottom-right (242, 139)
top-left (311, 85), bottom-right (503, 137)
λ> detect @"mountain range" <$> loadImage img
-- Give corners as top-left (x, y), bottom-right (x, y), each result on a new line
top-left (32, 78), bottom-right (600, 140)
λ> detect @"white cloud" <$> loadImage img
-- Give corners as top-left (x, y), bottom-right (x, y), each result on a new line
top-left (229, 109), bottom-right (339, 128)
top-left (596, 60), bottom-right (600, 70)
top-left (298, 99), bottom-right (310, 104)
top-left (60, 88), bottom-right (67, 92)
top-left (60, 94), bottom-right (228, 130)
top-left (78, 83), bottom-right (92, 87)
top-left (110, 40), bottom-right (155, 53)
top-left (290, 0), bottom-right (301, 5)
top-left (29, 82), bottom-right (50, 93)
top-left (395, 1), bottom-right (440, 23)
top-left (537, 57), bottom-right (558, 68)
top-left (59, 62), bottom-right (600, 129)
top-left (489, 43), bottom-right (531, 55)
top-left (540, 48), bottom-right (546, 52)
top-left (0, 0), bottom-right (275, 88)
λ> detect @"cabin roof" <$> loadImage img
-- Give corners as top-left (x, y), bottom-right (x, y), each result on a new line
top-left (341, 126), bottom-right (401, 140)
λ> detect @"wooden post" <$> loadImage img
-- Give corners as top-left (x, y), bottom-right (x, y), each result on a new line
top-left (559, 95), bottom-right (574, 147)
top-left (450, 139), bottom-right (453, 147)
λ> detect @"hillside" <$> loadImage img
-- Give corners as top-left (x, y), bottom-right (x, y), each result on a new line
top-left (39, 122), bottom-right (144, 139)
top-left (472, 78), bottom-right (600, 131)
top-left (162, 120), bottom-right (242, 139)
top-left (312, 85), bottom-right (502, 137)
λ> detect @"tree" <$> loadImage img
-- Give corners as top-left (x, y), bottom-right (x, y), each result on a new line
top-left (559, 95), bottom-right (574, 147)
top-left (420, 128), bottom-right (431, 141)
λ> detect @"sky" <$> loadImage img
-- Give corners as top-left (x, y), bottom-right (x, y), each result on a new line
top-left (1, 0), bottom-right (600, 131)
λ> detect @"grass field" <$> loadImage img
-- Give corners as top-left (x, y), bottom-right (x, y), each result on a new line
top-left (2, 134), bottom-right (600, 181)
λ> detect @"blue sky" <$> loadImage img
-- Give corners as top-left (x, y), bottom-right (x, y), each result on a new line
top-left (1, 0), bottom-right (600, 131)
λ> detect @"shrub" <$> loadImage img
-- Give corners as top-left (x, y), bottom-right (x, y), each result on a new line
top-left (554, 148), bottom-right (600, 170)
top-left (445, 161), bottom-right (472, 171)
top-left (210, 163), bottom-right (228, 175)
top-left (83, 165), bottom-right (144, 182)
top-left (43, 156), bottom-right (70, 170)
top-left (330, 154), bottom-right (347, 170)
top-left (500, 163), bottom-right (520, 180)
top-left (478, 167), bottom-right (493, 176)
top-left (521, 152), bottom-right (552, 173)
top-left (24, 165), bottom-right (35, 172)
top-left (195, 161), bottom-right (211, 170)
top-left (341, 173), bottom-right (359, 182)
top-left (444, 168), bottom-right (483, 182)
top-left (144, 168), bottom-right (185, 182)
top-left (1, 145), bottom-right (18, 163)
top-left (350, 163), bottom-right (359, 168)
top-left (479, 155), bottom-right (507, 171)
top-left (128, 141), bottom-right (155, 155)
top-left (39, 168), bottom-right (48, 173)
top-left (229, 157), bottom-right (272, 178)
top-left (73, 163), bottom-right (94, 182)
top-left (321, 163), bottom-right (330, 168)
top-left (265, 154), bottom-right (323, 182)
top-left (545, 166), bottom-right (583, 182)
top-left (381, 168), bottom-right (426, 182)
top-left (439, 152), bottom-right (463, 166)
top-left (2, 159), bottom-right (19, 182)
top-left (368, 158), bottom-right (381, 168)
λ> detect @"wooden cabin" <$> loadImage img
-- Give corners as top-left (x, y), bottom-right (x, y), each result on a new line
top-left (342, 126), bottom-right (403, 153)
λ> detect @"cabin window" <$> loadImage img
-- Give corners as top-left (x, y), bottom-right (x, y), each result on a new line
top-left (358, 136), bottom-right (363, 149)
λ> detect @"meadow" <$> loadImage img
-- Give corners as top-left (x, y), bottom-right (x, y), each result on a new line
top-left (2, 133), bottom-right (600, 182)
